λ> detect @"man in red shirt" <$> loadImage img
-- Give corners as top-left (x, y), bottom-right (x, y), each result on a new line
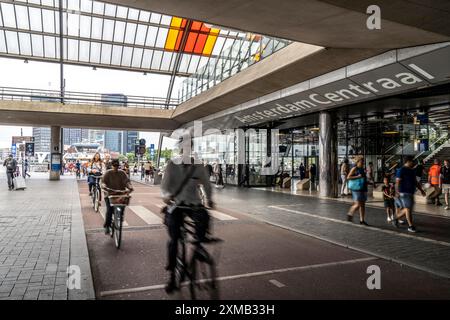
top-left (428, 159), bottom-right (442, 206)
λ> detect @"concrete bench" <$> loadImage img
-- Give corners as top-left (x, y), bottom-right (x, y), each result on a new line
top-left (373, 185), bottom-right (435, 204)
top-left (296, 178), bottom-right (310, 191)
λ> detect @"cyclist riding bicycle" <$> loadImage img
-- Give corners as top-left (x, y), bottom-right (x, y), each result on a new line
top-left (75, 160), bottom-right (81, 178)
top-left (87, 152), bottom-right (105, 196)
top-left (101, 159), bottom-right (134, 235)
top-left (161, 151), bottom-right (214, 294)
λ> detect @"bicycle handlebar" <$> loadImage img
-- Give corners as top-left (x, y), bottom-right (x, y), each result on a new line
top-left (103, 187), bottom-right (132, 193)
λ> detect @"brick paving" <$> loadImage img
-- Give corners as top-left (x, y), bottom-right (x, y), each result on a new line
top-left (0, 172), bottom-right (94, 300)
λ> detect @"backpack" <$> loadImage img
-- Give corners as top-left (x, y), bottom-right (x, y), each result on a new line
top-left (5, 159), bottom-right (16, 172)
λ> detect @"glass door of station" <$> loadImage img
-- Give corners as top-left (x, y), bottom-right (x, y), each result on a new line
top-left (245, 130), bottom-right (268, 186)
top-left (278, 128), bottom-right (319, 179)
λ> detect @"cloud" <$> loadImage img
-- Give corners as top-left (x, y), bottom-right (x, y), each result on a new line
top-left (0, 126), bottom-right (33, 149)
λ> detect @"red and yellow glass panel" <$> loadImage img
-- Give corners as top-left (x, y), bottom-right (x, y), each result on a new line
top-left (164, 17), bottom-right (220, 56)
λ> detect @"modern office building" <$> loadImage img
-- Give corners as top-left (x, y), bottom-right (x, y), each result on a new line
top-left (104, 130), bottom-right (123, 153)
top-left (32, 127), bottom-right (51, 153)
top-left (122, 131), bottom-right (139, 154)
top-left (63, 128), bottom-right (89, 146)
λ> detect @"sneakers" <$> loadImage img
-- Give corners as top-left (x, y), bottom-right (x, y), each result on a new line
top-left (398, 219), bottom-right (406, 225)
top-left (436, 202), bottom-right (443, 207)
top-left (387, 216), bottom-right (392, 223)
top-left (445, 206), bottom-right (449, 210)
top-left (360, 221), bottom-right (369, 226)
top-left (104, 227), bottom-right (110, 235)
top-left (391, 219), bottom-right (399, 228)
top-left (407, 226), bottom-right (417, 233)
top-left (346, 214), bottom-right (353, 222)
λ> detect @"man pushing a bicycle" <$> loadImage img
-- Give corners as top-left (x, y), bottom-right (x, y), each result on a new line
top-left (161, 138), bottom-right (215, 294)
top-left (101, 159), bottom-right (134, 235)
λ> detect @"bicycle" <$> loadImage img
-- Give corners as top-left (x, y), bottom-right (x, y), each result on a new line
top-left (90, 175), bottom-right (102, 213)
top-left (106, 188), bottom-right (132, 249)
top-left (172, 206), bottom-right (223, 300)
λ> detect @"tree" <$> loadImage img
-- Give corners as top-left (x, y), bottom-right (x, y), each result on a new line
top-left (126, 152), bottom-right (136, 162)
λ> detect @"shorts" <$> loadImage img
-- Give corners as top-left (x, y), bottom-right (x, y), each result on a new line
top-left (394, 197), bottom-right (403, 208)
top-left (399, 193), bottom-right (414, 210)
top-left (352, 191), bottom-right (367, 202)
top-left (145, 170), bottom-right (150, 175)
top-left (384, 199), bottom-right (394, 209)
top-left (442, 184), bottom-right (450, 193)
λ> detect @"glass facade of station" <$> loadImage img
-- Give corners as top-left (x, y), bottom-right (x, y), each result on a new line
top-left (190, 105), bottom-right (449, 188)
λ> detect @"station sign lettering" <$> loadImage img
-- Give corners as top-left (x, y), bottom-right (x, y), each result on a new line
top-left (233, 45), bottom-right (450, 125)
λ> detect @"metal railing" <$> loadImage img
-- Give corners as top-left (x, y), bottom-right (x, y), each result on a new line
top-left (422, 134), bottom-right (450, 163)
top-left (0, 86), bottom-right (179, 109)
top-left (178, 37), bottom-right (291, 103)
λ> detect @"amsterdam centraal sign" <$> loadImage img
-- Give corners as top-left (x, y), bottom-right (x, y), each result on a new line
top-left (231, 44), bottom-right (450, 125)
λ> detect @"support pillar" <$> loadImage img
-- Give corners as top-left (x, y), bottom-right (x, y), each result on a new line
top-left (50, 126), bottom-right (61, 181)
top-left (319, 111), bottom-right (338, 198)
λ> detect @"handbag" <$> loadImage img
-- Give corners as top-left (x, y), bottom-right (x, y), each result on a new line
top-left (347, 177), bottom-right (365, 191)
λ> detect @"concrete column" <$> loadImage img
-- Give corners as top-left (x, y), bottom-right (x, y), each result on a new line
top-left (319, 111), bottom-right (338, 198)
top-left (50, 126), bottom-right (61, 181)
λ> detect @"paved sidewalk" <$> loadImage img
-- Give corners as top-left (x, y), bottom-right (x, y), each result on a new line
top-left (257, 186), bottom-right (450, 218)
top-left (0, 173), bottom-right (94, 300)
top-left (213, 187), bottom-right (450, 279)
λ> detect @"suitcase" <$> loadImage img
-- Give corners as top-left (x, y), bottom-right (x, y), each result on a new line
top-left (13, 176), bottom-right (27, 190)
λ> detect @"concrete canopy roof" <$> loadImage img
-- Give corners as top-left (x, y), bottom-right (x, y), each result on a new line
top-left (108, 0), bottom-right (450, 49)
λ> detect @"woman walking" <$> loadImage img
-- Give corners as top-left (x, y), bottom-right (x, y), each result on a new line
top-left (340, 159), bottom-right (349, 196)
top-left (346, 157), bottom-right (369, 226)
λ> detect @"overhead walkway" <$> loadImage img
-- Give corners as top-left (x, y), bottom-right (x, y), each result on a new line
top-left (0, 87), bottom-right (179, 131)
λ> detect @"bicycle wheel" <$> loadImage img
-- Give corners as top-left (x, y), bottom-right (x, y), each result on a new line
top-left (94, 188), bottom-right (100, 212)
top-left (110, 210), bottom-right (115, 238)
top-left (174, 238), bottom-right (187, 291)
top-left (189, 249), bottom-right (219, 300)
top-left (114, 207), bottom-right (123, 249)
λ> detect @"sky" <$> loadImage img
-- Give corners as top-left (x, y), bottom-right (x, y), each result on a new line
top-left (0, 57), bottom-right (183, 150)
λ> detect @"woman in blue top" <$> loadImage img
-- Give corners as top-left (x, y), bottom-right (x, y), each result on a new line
top-left (346, 157), bottom-right (369, 226)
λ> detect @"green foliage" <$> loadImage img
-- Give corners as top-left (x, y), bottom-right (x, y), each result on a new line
top-left (126, 152), bottom-right (135, 162)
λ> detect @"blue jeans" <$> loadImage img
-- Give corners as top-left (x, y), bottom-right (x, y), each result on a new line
top-left (399, 193), bottom-right (414, 210)
top-left (6, 171), bottom-right (14, 189)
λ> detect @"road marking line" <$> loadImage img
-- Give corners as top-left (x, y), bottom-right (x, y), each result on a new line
top-left (99, 257), bottom-right (377, 297)
top-left (128, 206), bottom-right (162, 225)
top-left (269, 279), bottom-right (286, 288)
top-left (100, 207), bottom-right (129, 226)
top-left (153, 205), bottom-right (236, 222)
top-left (210, 210), bottom-right (238, 221)
top-left (268, 205), bottom-right (450, 248)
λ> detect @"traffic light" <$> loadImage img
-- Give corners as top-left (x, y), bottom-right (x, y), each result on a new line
top-left (25, 142), bottom-right (35, 157)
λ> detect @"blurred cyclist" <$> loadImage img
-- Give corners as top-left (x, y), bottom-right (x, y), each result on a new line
top-left (161, 135), bottom-right (214, 294)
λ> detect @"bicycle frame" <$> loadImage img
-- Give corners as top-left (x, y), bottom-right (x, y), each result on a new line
top-left (108, 190), bottom-right (131, 249)
top-left (91, 176), bottom-right (102, 212)
top-left (172, 208), bottom-right (222, 299)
